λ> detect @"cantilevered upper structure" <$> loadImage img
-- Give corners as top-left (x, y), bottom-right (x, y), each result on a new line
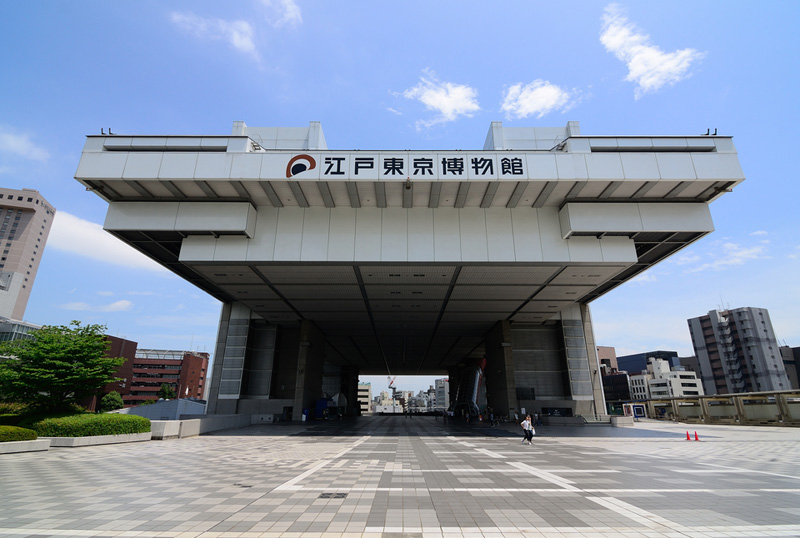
top-left (75, 121), bottom-right (744, 420)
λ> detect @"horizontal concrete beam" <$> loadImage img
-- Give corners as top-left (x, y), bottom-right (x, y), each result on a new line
top-left (105, 201), bottom-right (257, 238)
top-left (178, 206), bottom-right (638, 264)
top-left (559, 202), bottom-right (714, 239)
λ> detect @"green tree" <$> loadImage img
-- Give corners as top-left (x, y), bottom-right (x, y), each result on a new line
top-left (157, 383), bottom-right (176, 400)
top-left (100, 391), bottom-right (124, 412)
top-left (0, 321), bottom-right (125, 413)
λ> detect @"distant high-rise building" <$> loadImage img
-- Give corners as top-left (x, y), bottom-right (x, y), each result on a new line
top-left (597, 346), bottom-right (618, 372)
top-left (628, 357), bottom-right (704, 401)
top-left (357, 382), bottom-right (372, 414)
top-left (0, 188), bottom-right (55, 320)
top-left (778, 346), bottom-right (800, 390)
top-left (645, 357), bottom-right (704, 399)
top-left (688, 307), bottom-right (790, 395)
top-left (602, 371), bottom-right (631, 402)
top-left (0, 317), bottom-right (40, 342)
top-left (617, 350), bottom-right (679, 375)
top-left (434, 378), bottom-right (449, 411)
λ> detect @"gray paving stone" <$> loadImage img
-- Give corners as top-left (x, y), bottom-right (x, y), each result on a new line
top-left (1, 417), bottom-right (800, 537)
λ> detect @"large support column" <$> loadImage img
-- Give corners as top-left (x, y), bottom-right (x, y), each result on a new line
top-left (207, 302), bottom-right (251, 415)
top-left (558, 304), bottom-right (604, 417)
top-left (291, 320), bottom-right (326, 421)
top-left (342, 366), bottom-right (360, 416)
top-left (484, 321), bottom-right (517, 417)
top-left (580, 304), bottom-right (607, 419)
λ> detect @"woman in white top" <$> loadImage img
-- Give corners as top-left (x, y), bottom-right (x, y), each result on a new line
top-left (520, 415), bottom-right (535, 445)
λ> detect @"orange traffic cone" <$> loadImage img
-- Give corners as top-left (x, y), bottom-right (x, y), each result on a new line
top-left (686, 431), bottom-right (691, 440)
top-left (694, 431), bottom-right (700, 441)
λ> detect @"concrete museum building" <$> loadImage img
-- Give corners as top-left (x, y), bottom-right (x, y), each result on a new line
top-left (74, 121), bottom-right (744, 421)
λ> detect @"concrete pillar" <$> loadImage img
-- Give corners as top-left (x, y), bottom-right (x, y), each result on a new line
top-left (670, 398), bottom-right (681, 420)
top-left (646, 399), bottom-right (656, 418)
top-left (733, 395), bottom-right (747, 422)
top-left (484, 321), bottom-right (517, 417)
top-left (291, 320), bottom-right (326, 421)
top-left (342, 366), bottom-right (360, 416)
top-left (776, 394), bottom-right (792, 421)
top-left (580, 304), bottom-right (606, 419)
top-left (207, 302), bottom-right (251, 415)
top-left (700, 397), bottom-right (711, 423)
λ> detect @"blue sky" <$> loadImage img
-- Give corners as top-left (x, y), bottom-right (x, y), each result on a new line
top-left (1, 1), bottom-right (799, 394)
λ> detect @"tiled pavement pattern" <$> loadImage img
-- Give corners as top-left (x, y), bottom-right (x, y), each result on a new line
top-left (2, 417), bottom-right (800, 538)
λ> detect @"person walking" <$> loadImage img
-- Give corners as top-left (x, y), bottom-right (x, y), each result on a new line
top-left (520, 414), bottom-right (535, 445)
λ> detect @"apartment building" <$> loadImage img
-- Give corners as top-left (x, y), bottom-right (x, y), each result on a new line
top-left (0, 188), bottom-right (54, 320)
top-left (688, 307), bottom-right (790, 395)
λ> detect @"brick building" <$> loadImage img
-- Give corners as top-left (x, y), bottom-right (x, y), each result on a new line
top-left (125, 349), bottom-right (210, 406)
top-left (88, 337), bottom-right (210, 409)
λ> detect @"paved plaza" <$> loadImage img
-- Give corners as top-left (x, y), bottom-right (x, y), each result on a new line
top-left (1, 417), bottom-right (800, 538)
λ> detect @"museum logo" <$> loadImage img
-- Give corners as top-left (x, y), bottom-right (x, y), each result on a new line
top-left (286, 154), bottom-right (316, 178)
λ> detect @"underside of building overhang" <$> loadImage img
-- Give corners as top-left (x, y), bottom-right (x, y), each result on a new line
top-left (76, 122), bottom-right (744, 376)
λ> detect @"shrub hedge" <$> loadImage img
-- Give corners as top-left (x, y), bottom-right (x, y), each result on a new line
top-left (25, 414), bottom-right (151, 437)
top-left (0, 414), bottom-right (23, 426)
top-left (0, 402), bottom-right (27, 415)
top-left (0, 425), bottom-right (38, 442)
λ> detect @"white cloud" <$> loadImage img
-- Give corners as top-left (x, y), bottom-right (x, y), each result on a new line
top-left (60, 300), bottom-right (133, 312)
top-left (750, 230), bottom-right (768, 236)
top-left (600, 4), bottom-right (705, 99)
top-left (170, 12), bottom-right (258, 60)
top-left (403, 69), bottom-right (480, 129)
top-left (501, 80), bottom-right (578, 119)
top-left (673, 253), bottom-right (701, 266)
top-left (684, 241), bottom-right (768, 273)
top-left (631, 272), bottom-right (657, 283)
top-left (386, 107), bottom-right (402, 116)
top-left (0, 126), bottom-right (49, 162)
top-left (48, 212), bottom-right (169, 273)
top-left (259, 0), bottom-right (302, 28)
top-left (102, 300), bottom-right (134, 312)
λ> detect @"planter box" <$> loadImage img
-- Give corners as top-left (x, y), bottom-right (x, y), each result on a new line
top-left (0, 439), bottom-right (51, 454)
top-left (42, 432), bottom-right (151, 447)
top-left (610, 416), bottom-right (635, 427)
top-left (151, 421), bottom-right (181, 440)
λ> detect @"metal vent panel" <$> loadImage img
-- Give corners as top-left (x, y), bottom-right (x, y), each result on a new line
top-left (291, 299), bottom-right (364, 311)
top-left (456, 266), bottom-right (560, 285)
top-left (257, 266), bottom-right (358, 284)
top-left (450, 285), bottom-right (537, 300)
top-left (218, 284), bottom-right (279, 300)
top-left (369, 300), bottom-right (442, 312)
top-left (360, 266), bottom-right (455, 284)
top-left (519, 299), bottom-right (575, 312)
top-left (548, 266), bottom-right (626, 285)
top-left (274, 285), bottom-right (362, 300)
top-left (193, 265), bottom-right (265, 284)
top-left (533, 285), bottom-right (595, 301)
top-left (364, 284), bottom-right (448, 300)
top-left (445, 300), bottom-right (521, 312)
